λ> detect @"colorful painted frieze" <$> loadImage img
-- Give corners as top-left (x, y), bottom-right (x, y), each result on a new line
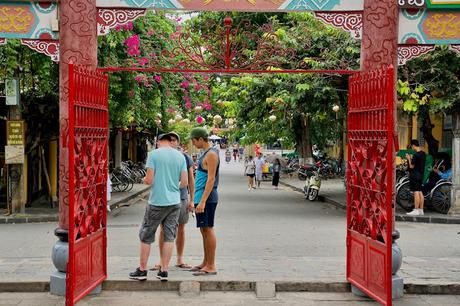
top-left (95, 0), bottom-right (364, 11)
top-left (399, 0), bottom-right (460, 9)
top-left (0, 1), bottom-right (58, 39)
top-left (400, 9), bottom-right (460, 44)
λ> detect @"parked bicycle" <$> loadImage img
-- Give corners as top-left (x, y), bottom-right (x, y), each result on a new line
top-left (109, 160), bottom-right (146, 192)
top-left (396, 159), bottom-right (452, 214)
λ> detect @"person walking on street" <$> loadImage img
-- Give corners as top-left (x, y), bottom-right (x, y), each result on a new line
top-left (190, 127), bottom-right (220, 276)
top-left (238, 146), bottom-right (244, 161)
top-left (255, 153), bottom-right (265, 188)
top-left (151, 132), bottom-right (195, 271)
top-left (244, 155), bottom-right (256, 190)
top-left (129, 134), bottom-right (188, 282)
top-left (272, 159), bottom-right (281, 190)
top-left (232, 145), bottom-right (238, 162)
top-left (406, 139), bottom-right (426, 216)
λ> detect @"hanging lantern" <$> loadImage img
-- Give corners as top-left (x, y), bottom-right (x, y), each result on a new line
top-left (168, 118), bottom-right (175, 125)
top-left (332, 105), bottom-right (340, 113)
top-left (269, 115), bottom-right (277, 122)
top-left (182, 118), bottom-right (191, 124)
top-left (213, 114), bottom-right (223, 124)
top-left (194, 105), bottom-right (203, 113)
top-left (175, 114), bottom-right (183, 122)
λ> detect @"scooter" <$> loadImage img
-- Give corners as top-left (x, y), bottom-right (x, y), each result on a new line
top-left (304, 171), bottom-right (321, 201)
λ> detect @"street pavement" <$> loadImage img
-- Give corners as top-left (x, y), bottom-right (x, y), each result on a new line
top-left (280, 177), bottom-right (460, 224)
top-left (1, 292), bottom-right (460, 306)
top-left (0, 154), bottom-right (459, 292)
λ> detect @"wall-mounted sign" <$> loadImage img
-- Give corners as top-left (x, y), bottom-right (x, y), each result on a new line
top-left (5, 145), bottom-right (24, 164)
top-left (7, 120), bottom-right (25, 146)
top-left (5, 79), bottom-right (19, 105)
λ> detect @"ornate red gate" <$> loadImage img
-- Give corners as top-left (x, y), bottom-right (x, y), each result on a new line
top-left (66, 64), bottom-right (109, 306)
top-left (347, 66), bottom-right (395, 306)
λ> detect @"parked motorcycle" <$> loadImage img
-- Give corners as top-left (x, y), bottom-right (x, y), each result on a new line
top-left (304, 171), bottom-right (321, 201)
top-left (297, 164), bottom-right (317, 180)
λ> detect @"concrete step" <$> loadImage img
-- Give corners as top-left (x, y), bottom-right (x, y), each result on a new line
top-left (1, 280), bottom-right (460, 295)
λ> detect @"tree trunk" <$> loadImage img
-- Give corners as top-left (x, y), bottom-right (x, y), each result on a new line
top-left (420, 113), bottom-right (439, 156)
top-left (296, 116), bottom-right (313, 165)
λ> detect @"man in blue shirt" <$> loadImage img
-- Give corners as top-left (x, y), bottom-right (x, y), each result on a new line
top-left (129, 134), bottom-right (188, 282)
top-left (151, 132), bottom-right (195, 271)
top-left (189, 127), bottom-right (220, 276)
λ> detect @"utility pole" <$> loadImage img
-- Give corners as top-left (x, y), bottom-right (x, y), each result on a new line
top-left (5, 77), bottom-right (26, 214)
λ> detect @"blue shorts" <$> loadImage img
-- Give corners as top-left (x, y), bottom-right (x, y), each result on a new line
top-left (195, 202), bottom-right (218, 228)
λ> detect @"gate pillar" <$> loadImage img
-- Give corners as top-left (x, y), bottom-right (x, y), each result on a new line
top-left (51, 0), bottom-right (99, 299)
top-left (351, 1), bottom-right (402, 304)
top-left (361, 0), bottom-right (399, 70)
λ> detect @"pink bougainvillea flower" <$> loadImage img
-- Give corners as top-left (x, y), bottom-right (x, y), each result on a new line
top-left (147, 29), bottom-right (154, 37)
top-left (167, 107), bottom-right (176, 114)
top-left (115, 25), bottom-right (122, 31)
top-left (185, 102), bottom-right (192, 109)
top-left (125, 34), bottom-right (140, 57)
top-left (196, 116), bottom-right (204, 124)
top-left (176, 17), bottom-right (182, 22)
top-left (123, 22), bottom-right (133, 31)
top-left (203, 75), bottom-right (209, 81)
top-left (134, 75), bottom-right (144, 82)
top-left (180, 81), bottom-right (190, 89)
top-left (194, 83), bottom-right (201, 91)
top-left (154, 75), bottom-right (162, 83)
top-left (137, 58), bottom-right (149, 66)
top-left (176, 26), bottom-right (182, 32)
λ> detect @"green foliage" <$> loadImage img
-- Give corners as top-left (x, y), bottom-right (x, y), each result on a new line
top-left (0, 39), bottom-right (60, 145)
top-left (398, 46), bottom-right (460, 115)
top-left (205, 12), bottom-right (359, 153)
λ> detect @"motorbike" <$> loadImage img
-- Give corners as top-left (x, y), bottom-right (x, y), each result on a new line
top-left (304, 171), bottom-right (321, 201)
top-left (297, 164), bottom-right (317, 180)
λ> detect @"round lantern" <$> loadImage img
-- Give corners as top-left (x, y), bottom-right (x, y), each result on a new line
top-left (175, 114), bottom-right (183, 122)
top-left (332, 105), bottom-right (340, 113)
top-left (213, 115), bottom-right (223, 124)
top-left (269, 115), bottom-right (277, 122)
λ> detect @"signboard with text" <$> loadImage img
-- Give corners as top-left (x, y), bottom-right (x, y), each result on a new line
top-left (5, 145), bottom-right (24, 164)
top-left (5, 79), bottom-right (19, 106)
top-left (7, 120), bottom-right (25, 146)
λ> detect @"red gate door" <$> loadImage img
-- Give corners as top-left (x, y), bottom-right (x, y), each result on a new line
top-left (347, 66), bottom-right (395, 306)
top-left (66, 64), bottom-right (109, 306)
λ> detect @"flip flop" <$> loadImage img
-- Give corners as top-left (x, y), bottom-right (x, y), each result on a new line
top-left (192, 270), bottom-right (217, 276)
top-left (189, 266), bottom-right (203, 272)
top-left (149, 264), bottom-right (161, 271)
top-left (175, 263), bottom-right (193, 269)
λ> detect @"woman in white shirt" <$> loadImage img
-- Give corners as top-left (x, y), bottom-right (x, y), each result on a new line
top-left (244, 155), bottom-right (256, 190)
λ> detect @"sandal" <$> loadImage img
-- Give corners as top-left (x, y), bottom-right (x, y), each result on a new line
top-left (149, 264), bottom-right (161, 271)
top-left (189, 266), bottom-right (203, 272)
top-left (193, 270), bottom-right (217, 276)
top-left (175, 263), bottom-right (193, 269)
